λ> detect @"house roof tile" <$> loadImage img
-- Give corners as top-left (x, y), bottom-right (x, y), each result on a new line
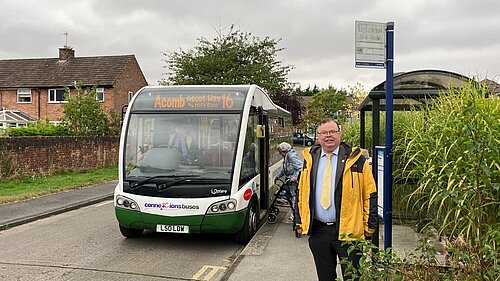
top-left (0, 55), bottom-right (135, 88)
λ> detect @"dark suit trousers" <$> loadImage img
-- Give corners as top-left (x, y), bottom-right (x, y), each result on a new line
top-left (308, 222), bottom-right (361, 281)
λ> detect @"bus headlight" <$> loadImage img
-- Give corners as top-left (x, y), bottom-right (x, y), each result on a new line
top-left (116, 197), bottom-right (124, 205)
top-left (227, 202), bottom-right (236, 210)
top-left (115, 195), bottom-right (140, 211)
top-left (207, 199), bottom-right (237, 214)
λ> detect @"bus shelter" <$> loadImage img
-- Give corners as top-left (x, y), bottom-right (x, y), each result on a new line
top-left (357, 69), bottom-right (472, 153)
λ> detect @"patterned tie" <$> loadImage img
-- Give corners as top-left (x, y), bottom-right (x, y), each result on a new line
top-left (320, 153), bottom-right (333, 209)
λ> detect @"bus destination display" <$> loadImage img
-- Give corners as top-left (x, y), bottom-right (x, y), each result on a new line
top-left (154, 93), bottom-right (236, 109)
top-left (131, 90), bottom-right (246, 111)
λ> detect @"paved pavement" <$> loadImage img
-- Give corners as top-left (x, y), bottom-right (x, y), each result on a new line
top-left (223, 207), bottom-right (424, 281)
top-left (0, 181), bottom-right (426, 280)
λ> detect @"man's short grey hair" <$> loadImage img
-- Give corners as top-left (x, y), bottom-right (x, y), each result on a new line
top-left (277, 142), bottom-right (292, 152)
top-left (317, 118), bottom-right (341, 131)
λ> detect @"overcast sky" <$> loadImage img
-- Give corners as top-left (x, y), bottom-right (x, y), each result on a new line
top-left (1, 0), bottom-right (499, 92)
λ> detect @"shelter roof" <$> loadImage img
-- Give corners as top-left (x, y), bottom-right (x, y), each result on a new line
top-left (358, 69), bottom-right (471, 111)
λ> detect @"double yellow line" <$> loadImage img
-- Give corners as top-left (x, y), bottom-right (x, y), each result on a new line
top-left (192, 265), bottom-right (226, 280)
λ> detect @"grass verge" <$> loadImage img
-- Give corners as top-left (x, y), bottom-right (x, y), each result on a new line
top-left (0, 166), bottom-right (118, 204)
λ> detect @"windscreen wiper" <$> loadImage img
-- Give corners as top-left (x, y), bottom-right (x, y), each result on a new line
top-left (136, 165), bottom-right (175, 173)
top-left (126, 174), bottom-right (200, 189)
top-left (156, 177), bottom-right (230, 191)
top-left (157, 179), bottom-right (190, 191)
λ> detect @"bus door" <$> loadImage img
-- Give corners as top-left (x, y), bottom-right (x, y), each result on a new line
top-left (258, 109), bottom-right (269, 212)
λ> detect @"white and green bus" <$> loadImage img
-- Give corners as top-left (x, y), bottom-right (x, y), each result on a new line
top-left (114, 85), bottom-right (292, 244)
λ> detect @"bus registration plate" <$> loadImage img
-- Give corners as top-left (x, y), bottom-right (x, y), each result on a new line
top-left (156, 224), bottom-right (189, 233)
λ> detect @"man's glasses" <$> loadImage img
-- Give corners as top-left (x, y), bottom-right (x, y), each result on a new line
top-left (317, 130), bottom-right (340, 136)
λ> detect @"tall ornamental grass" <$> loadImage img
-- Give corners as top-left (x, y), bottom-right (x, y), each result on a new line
top-left (342, 111), bottom-right (423, 219)
top-left (401, 80), bottom-right (499, 279)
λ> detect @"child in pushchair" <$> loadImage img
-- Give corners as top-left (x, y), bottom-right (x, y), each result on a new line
top-left (268, 177), bottom-right (301, 238)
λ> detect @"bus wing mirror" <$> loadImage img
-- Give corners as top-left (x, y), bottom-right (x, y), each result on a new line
top-left (256, 125), bottom-right (265, 138)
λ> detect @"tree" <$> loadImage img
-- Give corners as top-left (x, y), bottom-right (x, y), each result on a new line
top-left (300, 86), bottom-right (348, 131)
top-left (297, 106), bottom-right (324, 133)
top-left (62, 83), bottom-right (110, 136)
top-left (346, 83), bottom-right (368, 120)
top-left (269, 86), bottom-right (303, 125)
top-left (299, 84), bottom-right (320, 96)
top-left (161, 25), bottom-right (293, 94)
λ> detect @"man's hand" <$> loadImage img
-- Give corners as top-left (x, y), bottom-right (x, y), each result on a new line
top-left (364, 231), bottom-right (372, 241)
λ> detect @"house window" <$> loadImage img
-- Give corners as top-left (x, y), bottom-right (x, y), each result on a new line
top-left (278, 117), bottom-right (285, 127)
top-left (17, 89), bottom-right (32, 103)
top-left (48, 88), bottom-right (66, 103)
top-left (96, 88), bottom-right (104, 102)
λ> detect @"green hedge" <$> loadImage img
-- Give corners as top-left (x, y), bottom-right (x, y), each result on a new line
top-left (6, 122), bottom-right (71, 136)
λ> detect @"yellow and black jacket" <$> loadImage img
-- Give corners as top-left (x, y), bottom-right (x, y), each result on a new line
top-left (297, 143), bottom-right (378, 240)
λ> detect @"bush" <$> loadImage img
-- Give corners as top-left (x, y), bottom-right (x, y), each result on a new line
top-left (6, 121), bottom-right (71, 136)
top-left (62, 83), bottom-right (110, 136)
top-left (342, 232), bottom-right (465, 281)
top-left (107, 109), bottom-right (122, 136)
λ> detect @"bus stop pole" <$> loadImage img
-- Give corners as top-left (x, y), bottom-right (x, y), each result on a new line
top-left (384, 22), bottom-right (394, 250)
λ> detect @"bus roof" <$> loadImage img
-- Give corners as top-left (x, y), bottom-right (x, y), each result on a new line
top-left (129, 85), bottom-right (289, 114)
top-left (138, 85), bottom-right (254, 95)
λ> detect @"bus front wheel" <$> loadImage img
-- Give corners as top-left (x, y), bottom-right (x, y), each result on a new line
top-left (119, 224), bottom-right (144, 238)
top-left (235, 201), bottom-right (257, 244)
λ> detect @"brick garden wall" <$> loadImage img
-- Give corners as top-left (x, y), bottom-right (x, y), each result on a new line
top-left (0, 136), bottom-right (119, 179)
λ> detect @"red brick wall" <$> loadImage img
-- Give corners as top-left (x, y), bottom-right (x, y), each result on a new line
top-left (0, 136), bottom-right (119, 179)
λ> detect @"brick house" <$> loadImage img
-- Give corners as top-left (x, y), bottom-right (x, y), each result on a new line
top-left (0, 46), bottom-right (148, 123)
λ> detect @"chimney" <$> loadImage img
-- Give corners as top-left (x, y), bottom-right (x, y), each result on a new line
top-left (59, 46), bottom-right (75, 60)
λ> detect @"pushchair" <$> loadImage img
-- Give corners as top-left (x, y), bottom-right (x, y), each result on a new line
top-left (268, 177), bottom-right (301, 238)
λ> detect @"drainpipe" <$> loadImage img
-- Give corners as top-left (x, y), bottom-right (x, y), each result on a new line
top-left (36, 89), bottom-right (41, 120)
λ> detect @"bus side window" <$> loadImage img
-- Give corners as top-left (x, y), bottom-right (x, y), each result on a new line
top-left (239, 115), bottom-right (259, 185)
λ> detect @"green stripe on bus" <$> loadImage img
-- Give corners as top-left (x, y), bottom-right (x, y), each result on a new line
top-left (115, 208), bottom-right (247, 234)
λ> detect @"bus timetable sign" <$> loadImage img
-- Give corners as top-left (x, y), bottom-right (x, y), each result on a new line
top-left (355, 21), bottom-right (386, 69)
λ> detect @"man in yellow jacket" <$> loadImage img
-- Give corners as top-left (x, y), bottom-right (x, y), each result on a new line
top-left (296, 118), bottom-right (377, 281)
